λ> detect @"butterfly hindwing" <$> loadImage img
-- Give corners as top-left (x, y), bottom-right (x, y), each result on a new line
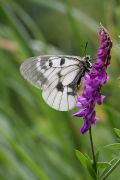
top-left (42, 64), bottom-right (82, 111)
top-left (20, 55), bottom-right (85, 111)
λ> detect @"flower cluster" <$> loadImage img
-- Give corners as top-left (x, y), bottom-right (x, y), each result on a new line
top-left (73, 26), bottom-right (112, 134)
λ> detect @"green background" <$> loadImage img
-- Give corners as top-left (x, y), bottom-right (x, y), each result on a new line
top-left (0, 0), bottom-right (120, 179)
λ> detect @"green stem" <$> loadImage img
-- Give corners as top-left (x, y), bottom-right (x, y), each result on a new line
top-left (101, 158), bottom-right (120, 180)
top-left (89, 127), bottom-right (97, 174)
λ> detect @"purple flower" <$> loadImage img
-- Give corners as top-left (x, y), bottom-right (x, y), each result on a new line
top-left (73, 25), bottom-right (112, 134)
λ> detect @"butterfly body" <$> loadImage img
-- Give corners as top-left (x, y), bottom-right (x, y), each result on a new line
top-left (20, 55), bottom-right (92, 111)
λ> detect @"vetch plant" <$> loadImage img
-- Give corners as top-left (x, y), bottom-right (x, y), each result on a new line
top-left (74, 25), bottom-right (112, 134)
top-left (74, 26), bottom-right (120, 179)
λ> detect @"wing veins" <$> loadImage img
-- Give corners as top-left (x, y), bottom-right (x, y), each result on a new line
top-left (22, 63), bottom-right (48, 75)
top-left (67, 87), bottom-right (69, 110)
top-left (52, 90), bottom-right (58, 107)
top-left (43, 66), bottom-right (79, 91)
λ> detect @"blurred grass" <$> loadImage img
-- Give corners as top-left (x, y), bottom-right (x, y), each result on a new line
top-left (0, 0), bottom-right (120, 179)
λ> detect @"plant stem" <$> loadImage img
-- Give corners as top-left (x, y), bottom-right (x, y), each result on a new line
top-left (89, 127), bottom-right (97, 174)
top-left (101, 158), bottom-right (120, 180)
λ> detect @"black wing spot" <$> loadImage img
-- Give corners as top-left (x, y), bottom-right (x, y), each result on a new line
top-left (67, 91), bottom-right (76, 96)
top-left (49, 60), bottom-right (53, 67)
top-left (60, 58), bottom-right (65, 66)
top-left (57, 72), bottom-right (62, 78)
top-left (56, 82), bottom-right (64, 92)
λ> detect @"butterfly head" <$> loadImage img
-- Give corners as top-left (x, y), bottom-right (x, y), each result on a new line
top-left (83, 55), bottom-right (92, 72)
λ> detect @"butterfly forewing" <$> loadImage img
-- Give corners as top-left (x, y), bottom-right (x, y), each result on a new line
top-left (20, 56), bottom-right (50, 88)
top-left (20, 55), bottom-right (85, 111)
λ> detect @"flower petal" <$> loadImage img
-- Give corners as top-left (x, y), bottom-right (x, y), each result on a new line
top-left (73, 25), bottom-right (112, 134)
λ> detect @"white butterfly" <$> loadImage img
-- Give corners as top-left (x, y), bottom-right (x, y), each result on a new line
top-left (20, 55), bottom-right (92, 111)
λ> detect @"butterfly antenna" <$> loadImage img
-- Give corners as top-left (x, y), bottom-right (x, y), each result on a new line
top-left (83, 42), bottom-right (88, 57)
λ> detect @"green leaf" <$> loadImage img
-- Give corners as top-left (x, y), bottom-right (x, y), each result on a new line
top-left (114, 128), bottom-right (120, 138)
top-left (75, 150), bottom-right (97, 179)
top-left (97, 161), bottom-right (111, 177)
top-left (100, 158), bottom-right (120, 180)
top-left (97, 162), bottom-right (111, 170)
top-left (104, 143), bottom-right (120, 150)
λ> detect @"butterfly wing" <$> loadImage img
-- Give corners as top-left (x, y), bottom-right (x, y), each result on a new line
top-left (20, 56), bottom-right (51, 89)
top-left (20, 55), bottom-right (84, 111)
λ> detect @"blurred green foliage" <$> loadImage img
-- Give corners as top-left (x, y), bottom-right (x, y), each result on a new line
top-left (0, 0), bottom-right (120, 179)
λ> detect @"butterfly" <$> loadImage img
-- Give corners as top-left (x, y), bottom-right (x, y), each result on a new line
top-left (20, 55), bottom-right (92, 111)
